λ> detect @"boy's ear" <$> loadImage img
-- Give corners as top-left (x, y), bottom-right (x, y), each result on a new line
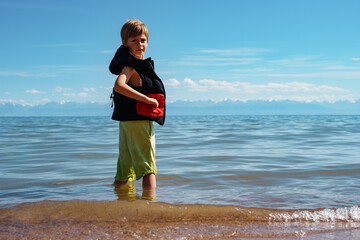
top-left (122, 39), bottom-right (127, 46)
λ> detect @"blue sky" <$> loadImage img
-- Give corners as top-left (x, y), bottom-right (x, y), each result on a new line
top-left (1, 0), bottom-right (360, 106)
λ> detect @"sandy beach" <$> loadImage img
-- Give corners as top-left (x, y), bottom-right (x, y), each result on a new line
top-left (1, 200), bottom-right (360, 239)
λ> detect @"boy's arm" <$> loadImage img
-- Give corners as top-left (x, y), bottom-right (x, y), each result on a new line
top-left (114, 66), bottom-right (159, 108)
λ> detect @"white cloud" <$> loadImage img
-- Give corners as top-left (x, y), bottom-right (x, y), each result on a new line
top-left (168, 78), bottom-right (348, 94)
top-left (25, 89), bottom-right (45, 94)
top-left (261, 82), bottom-right (346, 93)
top-left (265, 94), bottom-right (356, 103)
top-left (59, 100), bottom-right (70, 104)
top-left (0, 71), bottom-right (57, 78)
top-left (171, 47), bottom-right (269, 67)
top-left (55, 86), bottom-right (73, 92)
top-left (176, 56), bottom-right (260, 66)
top-left (99, 86), bottom-right (113, 91)
top-left (198, 79), bottom-right (238, 92)
top-left (0, 71), bottom-right (29, 77)
top-left (165, 78), bottom-right (181, 88)
top-left (78, 92), bottom-right (88, 97)
top-left (32, 43), bottom-right (85, 48)
top-left (55, 86), bottom-right (95, 98)
top-left (40, 98), bottom-right (51, 103)
top-left (265, 71), bottom-right (360, 79)
top-left (229, 68), bottom-right (274, 73)
top-left (324, 66), bottom-right (360, 70)
top-left (267, 55), bottom-right (325, 68)
top-left (34, 64), bottom-right (103, 73)
top-left (83, 87), bottom-right (96, 92)
top-left (100, 50), bottom-right (114, 54)
top-left (200, 47), bottom-right (272, 56)
top-left (183, 78), bottom-right (199, 89)
top-left (64, 93), bottom-right (76, 97)
top-left (0, 99), bottom-right (34, 106)
top-left (351, 57), bottom-right (360, 61)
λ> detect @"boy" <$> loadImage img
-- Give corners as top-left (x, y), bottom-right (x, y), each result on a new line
top-left (109, 20), bottom-right (166, 189)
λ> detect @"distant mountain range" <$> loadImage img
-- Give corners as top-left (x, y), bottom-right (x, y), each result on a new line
top-left (0, 99), bottom-right (359, 116)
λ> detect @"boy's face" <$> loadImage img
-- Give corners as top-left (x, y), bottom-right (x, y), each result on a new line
top-left (123, 34), bottom-right (148, 59)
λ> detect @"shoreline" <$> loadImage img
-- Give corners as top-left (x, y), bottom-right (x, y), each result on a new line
top-left (1, 200), bottom-right (359, 239)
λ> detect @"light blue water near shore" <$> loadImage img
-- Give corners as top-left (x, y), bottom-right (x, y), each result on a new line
top-left (0, 115), bottom-right (359, 209)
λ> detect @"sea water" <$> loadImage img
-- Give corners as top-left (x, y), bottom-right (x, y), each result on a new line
top-left (1, 115), bottom-right (360, 239)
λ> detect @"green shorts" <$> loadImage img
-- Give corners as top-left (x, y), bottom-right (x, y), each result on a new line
top-left (115, 120), bottom-right (156, 182)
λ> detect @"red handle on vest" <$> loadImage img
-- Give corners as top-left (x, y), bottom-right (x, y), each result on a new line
top-left (136, 93), bottom-right (165, 118)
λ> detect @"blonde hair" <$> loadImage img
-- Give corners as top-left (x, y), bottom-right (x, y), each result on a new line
top-left (121, 20), bottom-right (149, 43)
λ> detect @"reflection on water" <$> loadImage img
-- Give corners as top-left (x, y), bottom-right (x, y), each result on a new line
top-left (114, 183), bottom-right (137, 201)
top-left (114, 183), bottom-right (156, 201)
top-left (142, 187), bottom-right (156, 201)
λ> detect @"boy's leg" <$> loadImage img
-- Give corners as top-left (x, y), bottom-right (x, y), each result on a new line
top-left (114, 122), bottom-right (136, 184)
top-left (142, 173), bottom-right (156, 200)
top-left (142, 173), bottom-right (156, 187)
top-left (126, 121), bottom-right (157, 182)
top-left (114, 179), bottom-right (128, 185)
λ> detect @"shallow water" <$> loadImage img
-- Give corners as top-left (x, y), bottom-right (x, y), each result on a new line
top-left (0, 115), bottom-right (359, 208)
top-left (1, 115), bottom-right (359, 238)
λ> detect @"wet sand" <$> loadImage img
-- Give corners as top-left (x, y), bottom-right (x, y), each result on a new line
top-left (1, 200), bottom-right (359, 239)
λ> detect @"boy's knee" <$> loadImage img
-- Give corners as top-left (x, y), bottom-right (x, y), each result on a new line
top-left (114, 179), bottom-right (128, 185)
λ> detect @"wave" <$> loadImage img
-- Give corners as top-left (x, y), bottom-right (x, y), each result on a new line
top-left (270, 206), bottom-right (360, 222)
top-left (1, 200), bottom-right (359, 239)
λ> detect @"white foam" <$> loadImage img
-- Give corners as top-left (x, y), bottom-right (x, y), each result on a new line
top-left (269, 206), bottom-right (360, 222)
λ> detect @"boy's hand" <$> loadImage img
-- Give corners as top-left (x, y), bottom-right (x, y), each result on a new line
top-left (145, 97), bottom-right (159, 109)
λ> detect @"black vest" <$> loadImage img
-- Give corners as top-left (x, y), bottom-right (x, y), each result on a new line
top-left (109, 45), bottom-right (166, 125)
